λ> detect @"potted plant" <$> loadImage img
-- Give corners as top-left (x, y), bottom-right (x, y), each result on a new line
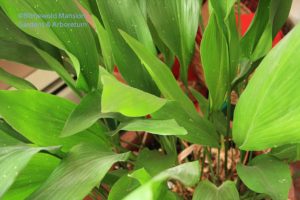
top-left (0, 0), bottom-right (298, 199)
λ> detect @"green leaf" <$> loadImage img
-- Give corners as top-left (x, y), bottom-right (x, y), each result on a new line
top-left (108, 174), bottom-right (140, 200)
top-left (135, 148), bottom-right (176, 176)
top-left (0, 129), bottom-right (21, 147)
top-left (124, 161), bottom-right (200, 200)
top-left (0, 0), bottom-right (99, 91)
top-left (152, 101), bottom-right (219, 147)
top-left (2, 153), bottom-right (60, 200)
top-left (120, 30), bottom-right (199, 120)
top-left (190, 88), bottom-right (208, 116)
top-left (250, 23), bottom-right (272, 61)
top-left (232, 24), bottom-right (300, 150)
top-left (62, 90), bottom-right (103, 137)
top-left (0, 40), bottom-right (51, 71)
top-left (129, 169), bottom-right (182, 200)
top-left (200, 13), bottom-right (229, 110)
top-left (129, 169), bottom-right (152, 185)
top-left (101, 75), bottom-right (167, 117)
top-left (147, 19), bottom-right (175, 69)
top-left (0, 90), bottom-right (110, 151)
top-left (0, 144), bottom-right (58, 198)
top-left (96, 0), bottom-right (159, 95)
top-left (271, 144), bottom-right (300, 162)
top-left (0, 9), bottom-right (79, 95)
top-left (209, 0), bottom-right (239, 82)
top-left (241, 0), bottom-right (271, 59)
top-left (270, 0), bottom-right (293, 38)
top-left (28, 144), bottom-right (130, 200)
top-left (0, 67), bottom-right (36, 90)
top-left (237, 155), bottom-right (291, 200)
top-left (147, 0), bottom-right (199, 84)
top-left (102, 169), bottom-right (128, 187)
top-left (0, 119), bottom-right (30, 144)
top-left (226, 0), bottom-right (236, 18)
top-left (93, 16), bottom-right (114, 73)
top-left (192, 180), bottom-right (239, 200)
top-left (117, 119), bottom-right (187, 136)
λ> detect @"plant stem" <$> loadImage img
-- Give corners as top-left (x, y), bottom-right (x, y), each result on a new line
top-left (217, 147), bottom-right (221, 176)
top-left (200, 148), bottom-right (206, 180)
top-left (205, 147), bottom-right (217, 183)
top-left (225, 88), bottom-right (232, 178)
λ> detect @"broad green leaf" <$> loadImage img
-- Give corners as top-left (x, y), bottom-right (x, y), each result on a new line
top-left (226, 0), bottom-right (236, 18)
top-left (0, 129), bottom-right (21, 147)
top-left (101, 75), bottom-right (167, 117)
top-left (241, 0), bottom-right (271, 59)
top-left (0, 0), bottom-right (99, 91)
top-left (0, 90), bottom-right (110, 151)
top-left (135, 148), bottom-right (176, 176)
top-left (0, 41), bottom-right (51, 71)
top-left (190, 88), bottom-right (208, 116)
top-left (120, 31), bottom-right (200, 120)
top-left (148, 19), bottom-right (175, 69)
top-left (271, 144), bottom-right (300, 162)
top-left (0, 9), bottom-right (79, 94)
top-left (102, 169), bottom-right (128, 187)
top-left (232, 24), bottom-right (300, 150)
top-left (147, 0), bottom-right (199, 84)
top-left (0, 67), bottom-right (36, 90)
top-left (117, 119), bottom-right (187, 136)
top-left (250, 23), bottom-right (272, 61)
top-left (96, 0), bottom-right (159, 95)
top-left (209, 1), bottom-right (239, 81)
top-left (129, 169), bottom-right (181, 200)
top-left (152, 101), bottom-right (219, 147)
top-left (136, 0), bottom-right (147, 19)
top-left (124, 161), bottom-right (200, 200)
top-left (237, 155), bottom-right (291, 200)
top-left (270, 0), bottom-right (293, 38)
top-left (0, 144), bottom-right (58, 197)
top-left (78, 0), bottom-right (102, 21)
top-left (28, 144), bottom-right (130, 200)
top-left (62, 90), bottom-right (103, 137)
top-left (192, 180), bottom-right (239, 200)
top-left (93, 16), bottom-right (114, 73)
top-left (129, 169), bottom-right (152, 185)
top-left (0, 119), bottom-right (30, 144)
top-left (108, 174), bottom-right (140, 200)
top-left (200, 13), bottom-right (229, 111)
top-left (226, 9), bottom-right (240, 81)
top-left (2, 153), bottom-right (60, 200)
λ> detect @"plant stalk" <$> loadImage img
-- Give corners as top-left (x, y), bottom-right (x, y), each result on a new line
top-left (205, 147), bottom-right (217, 183)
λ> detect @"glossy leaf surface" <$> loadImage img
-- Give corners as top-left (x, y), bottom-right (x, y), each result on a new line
top-left (152, 101), bottom-right (219, 147)
top-left (28, 144), bottom-right (130, 200)
top-left (124, 162), bottom-right (200, 200)
top-left (192, 180), bottom-right (239, 200)
top-left (0, 0), bottom-right (99, 90)
top-left (200, 13), bottom-right (229, 110)
top-left (147, 0), bottom-right (199, 83)
top-left (96, 0), bottom-right (158, 94)
top-left (2, 154), bottom-right (60, 200)
top-left (101, 75), bottom-right (166, 117)
top-left (0, 67), bottom-right (36, 90)
top-left (233, 24), bottom-right (300, 150)
top-left (237, 155), bottom-right (291, 200)
top-left (118, 119), bottom-right (187, 136)
top-left (0, 143), bottom-right (57, 197)
top-left (0, 90), bottom-right (110, 151)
